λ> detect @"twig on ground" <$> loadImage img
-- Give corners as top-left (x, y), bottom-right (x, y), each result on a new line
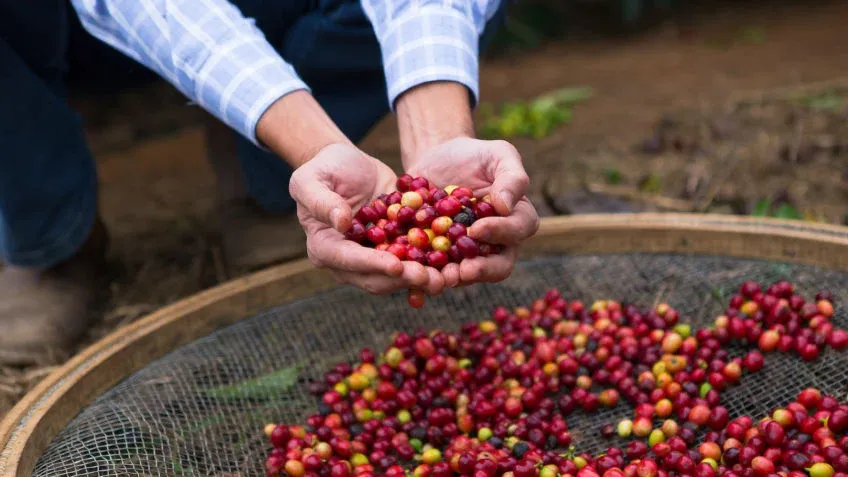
top-left (725, 76), bottom-right (848, 112)
top-left (23, 366), bottom-right (58, 382)
top-left (212, 246), bottom-right (228, 284)
top-left (103, 304), bottom-right (158, 325)
top-left (788, 120), bottom-right (805, 164)
top-left (692, 144), bottom-right (742, 212)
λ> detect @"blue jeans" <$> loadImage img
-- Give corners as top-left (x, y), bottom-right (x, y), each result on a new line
top-left (0, 0), bottom-right (506, 268)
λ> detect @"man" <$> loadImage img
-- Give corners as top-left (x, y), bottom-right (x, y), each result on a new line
top-left (0, 0), bottom-right (540, 365)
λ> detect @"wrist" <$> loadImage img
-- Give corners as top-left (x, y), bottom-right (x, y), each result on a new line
top-left (396, 81), bottom-right (475, 169)
top-left (256, 90), bottom-right (352, 168)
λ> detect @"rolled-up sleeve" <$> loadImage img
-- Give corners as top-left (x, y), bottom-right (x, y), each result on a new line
top-left (69, 0), bottom-right (309, 146)
top-left (361, 0), bottom-right (503, 110)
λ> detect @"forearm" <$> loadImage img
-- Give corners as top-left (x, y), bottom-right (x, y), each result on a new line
top-left (69, 0), bottom-right (308, 147)
top-left (256, 91), bottom-right (352, 168)
top-left (396, 81), bottom-right (476, 170)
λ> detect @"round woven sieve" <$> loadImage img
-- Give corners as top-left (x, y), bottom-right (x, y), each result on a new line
top-left (2, 215), bottom-right (848, 477)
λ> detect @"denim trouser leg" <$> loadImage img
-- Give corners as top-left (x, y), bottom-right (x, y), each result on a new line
top-left (0, 1), bottom-right (98, 268)
top-left (233, 0), bottom-right (509, 215)
top-left (230, 0), bottom-right (389, 214)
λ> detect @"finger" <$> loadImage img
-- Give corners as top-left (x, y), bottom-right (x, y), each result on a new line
top-left (331, 263), bottom-right (439, 296)
top-left (309, 234), bottom-right (403, 276)
top-left (422, 267), bottom-right (446, 296)
top-left (468, 199), bottom-right (540, 245)
top-left (289, 172), bottom-right (352, 232)
top-left (459, 247), bottom-right (518, 284)
top-left (441, 263), bottom-right (461, 288)
top-left (400, 261), bottom-right (431, 289)
top-left (331, 270), bottom-right (403, 295)
top-left (488, 141), bottom-right (530, 215)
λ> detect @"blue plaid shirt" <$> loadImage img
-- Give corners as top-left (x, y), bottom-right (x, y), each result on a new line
top-left (69, 0), bottom-right (501, 146)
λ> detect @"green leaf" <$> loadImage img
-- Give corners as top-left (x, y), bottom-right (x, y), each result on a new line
top-left (639, 174), bottom-right (662, 194)
top-left (805, 92), bottom-right (845, 112)
top-left (773, 203), bottom-right (802, 220)
top-left (604, 168), bottom-right (623, 185)
top-left (205, 363), bottom-right (302, 401)
top-left (751, 199), bottom-right (771, 217)
top-left (534, 86), bottom-right (594, 108)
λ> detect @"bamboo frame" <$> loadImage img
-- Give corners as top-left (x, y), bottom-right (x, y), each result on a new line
top-left (2, 214), bottom-right (848, 476)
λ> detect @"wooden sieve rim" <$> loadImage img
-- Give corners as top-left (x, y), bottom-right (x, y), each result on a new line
top-left (2, 214), bottom-right (848, 476)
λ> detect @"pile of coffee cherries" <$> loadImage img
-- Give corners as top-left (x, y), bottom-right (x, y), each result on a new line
top-left (344, 175), bottom-right (501, 308)
top-left (263, 280), bottom-right (846, 477)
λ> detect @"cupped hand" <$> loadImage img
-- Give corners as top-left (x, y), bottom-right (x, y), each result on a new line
top-left (407, 138), bottom-right (540, 287)
top-left (289, 144), bottom-right (445, 295)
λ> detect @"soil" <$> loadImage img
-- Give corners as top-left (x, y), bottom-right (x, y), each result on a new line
top-left (2, 0), bottom-right (847, 418)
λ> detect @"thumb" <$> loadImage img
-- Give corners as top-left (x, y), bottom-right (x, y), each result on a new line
top-left (491, 169), bottom-right (530, 216)
top-left (488, 141), bottom-right (529, 215)
top-left (290, 173), bottom-right (352, 232)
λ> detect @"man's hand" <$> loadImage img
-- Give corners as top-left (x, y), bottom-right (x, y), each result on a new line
top-left (396, 82), bottom-right (540, 289)
top-left (258, 91), bottom-right (444, 296)
top-left (289, 144), bottom-right (446, 295)
top-left (408, 138), bottom-right (540, 287)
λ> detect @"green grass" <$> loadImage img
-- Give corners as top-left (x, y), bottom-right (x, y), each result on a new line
top-left (479, 86), bottom-right (593, 139)
top-left (750, 199), bottom-right (802, 220)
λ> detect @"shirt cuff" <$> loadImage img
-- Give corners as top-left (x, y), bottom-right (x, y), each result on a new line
top-left (377, 5), bottom-right (480, 111)
top-left (190, 37), bottom-right (310, 147)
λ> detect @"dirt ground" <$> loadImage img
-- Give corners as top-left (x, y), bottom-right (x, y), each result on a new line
top-left (2, 0), bottom-right (847, 417)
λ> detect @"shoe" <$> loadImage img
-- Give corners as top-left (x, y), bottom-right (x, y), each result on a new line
top-left (0, 219), bottom-right (108, 366)
top-left (205, 116), bottom-right (307, 275)
top-left (219, 198), bottom-right (307, 275)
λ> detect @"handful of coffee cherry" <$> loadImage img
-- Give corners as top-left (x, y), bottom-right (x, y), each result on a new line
top-left (345, 175), bottom-right (501, 308)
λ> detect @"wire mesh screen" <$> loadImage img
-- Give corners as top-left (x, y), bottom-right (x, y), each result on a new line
top-left (33, 253), bottom-right (848, 477)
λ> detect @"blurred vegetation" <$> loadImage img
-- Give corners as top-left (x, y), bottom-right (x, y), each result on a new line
top-left (486, 0), bottom-right (678, 56)
top-left (478, 86), bottom-right (593, 139)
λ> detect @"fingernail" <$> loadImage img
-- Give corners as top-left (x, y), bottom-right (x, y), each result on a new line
top-left (500, 191), bottom-right (514, 212)
top-left (329, 207), bottom-right (343, 230)
top-left (467, 224), bottom-right (488, 242)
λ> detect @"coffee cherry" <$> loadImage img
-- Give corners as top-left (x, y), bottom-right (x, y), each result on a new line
top-left (456, 236), bottom-right (480, 259)
top-left (396, 174), bottom-right (414, 192)
top-left (801, 343), bottom-right (820, 361)
top-left (386, 243), bottom-right (408, 260)
top-left (407, 290), bottom-right (425, 309)
top-left (473, 201), bottom-right (496, 219)
top-left (266, 281), bottom-right (846, 477)
top-left (413, 207), bottom-right (436, 228)
top-left (829, 330), bottom-right (848, 350)
top-left (285, 459), bottom-right (306, 477)
top-left (410, 177), bottom-right (429, 190)
top-left (366, 227), bottom-right (387, 245)
top-left (435, 197), bottom-right (463, 218)
top-left (407, 228), bottom-right (430, 249)
top-left (396, 206), bottom-right (416, 225)
top-left (427, 251), bottom-right (449, 269)
top-left (810, 463), bottom-right (836, 477)
top-left (401, 191), bottom-right (424, 209)
top-left (758, 330), bottom-right (780, 351)
top-left (431, 236), bottom-right (451, 253)
top-left (270, 426), bottom-right (291, 448)
top-left (431, 216), bottom-right (453, 236)
top-left (453, 210), bottom-right (476, 227)
top-left (406, 247), bottom-right (427, 264)
top-left (743, 350), bottom-right (765, 371)
top-left (345, 222), bottom-right (367, 243)
top-left (446, 223), bottom-right (467, 242)
top-left (799, 388), bottom-right (823, 409)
